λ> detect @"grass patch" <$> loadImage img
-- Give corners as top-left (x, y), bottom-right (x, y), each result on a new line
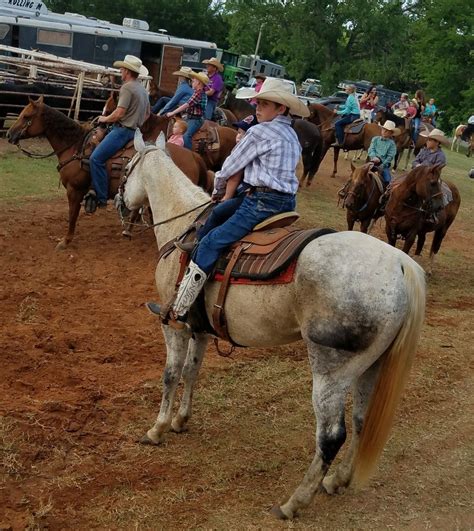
top-left (0, 151), bottom-right (61, 203)
top-left (0, 417), bottom-right (22, 480)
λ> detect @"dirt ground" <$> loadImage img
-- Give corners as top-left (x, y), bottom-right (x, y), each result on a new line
top-left (0, 142), bottom-right (473, 530)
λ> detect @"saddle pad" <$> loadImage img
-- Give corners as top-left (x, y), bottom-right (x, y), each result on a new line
top-left (441, 181), bottom-right (453, 206)
top-left (213, 227), bottom-right (336, 281)
top-left (344, 119), bottom-right (366, 135)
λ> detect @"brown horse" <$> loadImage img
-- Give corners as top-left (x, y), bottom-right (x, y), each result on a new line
top-left (344, 162), bottom-right (385, 232)
top-left (308, 103), bottom-right (382, 177)
top-left (220, 87), bottom-right (255, 120)
top-left (148, 80), bottom-right (174, 106)
top-left (6, 97), bottom-right (211, 249)
top-left (385, 164), bottom-right (460, 273)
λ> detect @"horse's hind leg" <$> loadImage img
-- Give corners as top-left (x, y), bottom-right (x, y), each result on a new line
top-left (56, 185), bottom-right (84, 250)
top-left (171, 332), bottom-right (209, 433)
top-left (141, 326), bottom-right (190, 445)
top-left (322, 357), bottom-right (382, 494)
top-left (273, 353), bottom-right (351, 519)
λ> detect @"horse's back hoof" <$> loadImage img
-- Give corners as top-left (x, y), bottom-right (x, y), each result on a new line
top-left (138, 434), bottom-right (161, 446)
top-left (270, 505), bottom-right (289, 520)
top-left (55, 239), bottom-right (67, 251)
top-left (122, 229), bottom-right (132, 239)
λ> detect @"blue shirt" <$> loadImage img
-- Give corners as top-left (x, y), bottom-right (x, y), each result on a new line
top-left (160, 82), bottom-right (193, 115)
top-left (368, 136), bottom-right (397, 168)
top-left (337, 93), bottom-right (360, 116)
top-left (412, 147), bottom-right (446, 168)
top-left (214, 115), bottom-right (301, 195)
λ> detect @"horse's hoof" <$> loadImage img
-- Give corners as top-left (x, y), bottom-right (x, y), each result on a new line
top-left (270, 505), bottom-right (290, 520)
top-left (55, 239), bottom-right (68, 251)
top-left (138, 433), bottom-right (161, 446)
top-left (122, 229), bottom-right (132, 239)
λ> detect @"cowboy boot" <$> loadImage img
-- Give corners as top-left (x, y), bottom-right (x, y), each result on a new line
top-left (146, 261), bottom-right (207, 328)
top-left (174, 240), bottom-right (197, 254)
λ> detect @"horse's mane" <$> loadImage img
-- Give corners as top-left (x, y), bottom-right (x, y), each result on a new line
top-left (382, 108), bottom-right (405, 127)
top-left (42, 104), bottom-right (86, 144)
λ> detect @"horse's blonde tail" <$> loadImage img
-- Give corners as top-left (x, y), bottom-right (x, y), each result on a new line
top-left (352, 257), bottom-right (425, 487)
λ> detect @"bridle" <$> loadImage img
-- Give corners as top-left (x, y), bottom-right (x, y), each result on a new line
top-left (345, 177), bottom-right (377, 213)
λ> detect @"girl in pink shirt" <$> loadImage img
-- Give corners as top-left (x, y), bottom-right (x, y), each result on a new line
top-left (168, 120), bottom-right (187, 147)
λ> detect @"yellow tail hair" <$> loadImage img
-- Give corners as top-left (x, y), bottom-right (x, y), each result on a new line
top-left (352, 257), bottom-right (426, 487)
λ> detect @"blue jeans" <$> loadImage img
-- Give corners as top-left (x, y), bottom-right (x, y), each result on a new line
top-left (194, 191), bottom-right (296, 274)
top-left (89, 126), bottom-right (135, 204)
top-left (335, 114), bottom-right (359, 145)
top-left (381, 167), bottom-right (392, 184)
top-left (205, 99), bottom-right (218, 120)
top-left (184, 118), bottom-right (204, 149)
top-left (196, 196), bottom-right (245, 241)
top-left (412, 117), bottom-right (421, 142)
top-left (151, 96), bottom-right (171, 114)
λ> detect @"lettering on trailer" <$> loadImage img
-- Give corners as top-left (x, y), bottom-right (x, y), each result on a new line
top-left (7, 0), bottom-right (45, 13)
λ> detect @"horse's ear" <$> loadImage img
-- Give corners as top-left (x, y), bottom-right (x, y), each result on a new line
top-left (133, 128), bottom-right (146, 152)
top-left (155, 132), bottom-right (166, 151)
top-left (350, 161), bottom-right (356, 172)
top-left (36, 95), bottom-right (44, 105)
top-left (28, 96), bottom-right (35, 105)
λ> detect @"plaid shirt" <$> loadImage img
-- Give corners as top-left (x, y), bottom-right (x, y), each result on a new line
top-left (214, 115), bottom-right (301, 195)
top-left (186, 88), bottom-right (207, 119)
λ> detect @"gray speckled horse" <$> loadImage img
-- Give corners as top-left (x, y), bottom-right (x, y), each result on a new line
top-left (119, 134), bottom-right (426, 520)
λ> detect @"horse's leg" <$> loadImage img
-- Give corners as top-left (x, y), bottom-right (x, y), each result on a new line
top-left (426, 226), bottom-right (448, 276)
top-left (346, 212), bottom-right (355, 231)
top-left (141, 326), bottom-right (191, 445)
top-left (332, 147), bottom-right (340, 178)
top-left (404, 147), bottom-right (412, 171)
top-left (272, 366), bottom-right (350, 519)
top-left (402, 230), bottom-right (417, 254)
top-left (322, 357), bottom-right (383, 494)
top-left (360, 218), bottom-right (371, 234)
top-left (56, 185), bottom-right (84, 251)
top-left (171, 332), bottom-right (209, 433)
top-left (385, 221), bottom-right (397, 247)
top-left (414, 230), bottom-right (426, 256)
top-left (121, 209), bottom-right (140, 239)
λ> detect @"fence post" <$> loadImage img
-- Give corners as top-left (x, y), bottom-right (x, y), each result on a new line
top-left (74, 71), bottom-right (85, 121)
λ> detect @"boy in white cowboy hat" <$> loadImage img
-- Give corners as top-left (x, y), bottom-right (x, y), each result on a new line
top-left (412, 129), bottom-right (448, 168)
top-left (87, 55), bottom-right (149, 212)
top-left (152, 66), bottom-right (194, 115)
top-left (166, 71), bottom-right (209, 149)
top-left (367, 120), bottom-right (399, 184)
top-left (148, 78), bottom-right (310, 327)
top-left (202, 57), bottom-right (224, 120)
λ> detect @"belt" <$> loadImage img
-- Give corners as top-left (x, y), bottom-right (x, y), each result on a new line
top-left (115, 123), bottom-right (135, 131)
top-left (249, 186), bottom-right (293, 196)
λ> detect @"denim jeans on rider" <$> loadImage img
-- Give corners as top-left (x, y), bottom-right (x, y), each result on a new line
top-left (194, 191), bottom-right (296, 274)
top-left (335, 113), bottom-right (360, 145)
top-left (412, 117), bottom-right (421, 143)
top-left (183, 118), bottom-right (204, 149)
top-left (196, 196), bottom-right (245, 241)
top-left (151, 96), bottom-right (171, 114)
top-left (381, 167), bottom-right (392, 184)
top-left (89, 125), bottom-right (135, 204)
top-left (204, 99), bottom-right (217, 121)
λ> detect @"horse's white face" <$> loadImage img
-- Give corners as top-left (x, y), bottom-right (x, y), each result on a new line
top-left (123, 155), bottom-right (147, 210)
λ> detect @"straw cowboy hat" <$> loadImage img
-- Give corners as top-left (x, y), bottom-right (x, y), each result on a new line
top-left (202, 57), bottom-right (224, 72)
top-left (172, 66), bottom-right (193, 79)
top-left (189, 71), bottom-right (210, 86)
top-left (382, 120), bottom-right (401, 136)
top-left (237, 78), bottom-right (310, 118)
top-left (113, 55), bottom-right (143, 74)
top-left (139, 64), bottom-right (149, 77)
top-left (420, 128), bottom-right (450, 147)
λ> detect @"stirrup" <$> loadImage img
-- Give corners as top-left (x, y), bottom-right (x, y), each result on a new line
top-left (174, 240), bottom-right (196, 253)
top-left (145, 302), bottom-right (187, 330)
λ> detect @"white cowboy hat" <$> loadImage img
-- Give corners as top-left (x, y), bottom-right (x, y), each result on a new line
top-left (202, 57), bottom-right (224, 72)
top-left (382, 120), bottom-right (401, 136)
top-left (113, 55), bottom-right (143, 74)
top-left (189, 70), bottom-right (210, 86)
top-left (420, 128), bottom-right (450, 147)
top-left (172, 66), bottom-right (193, 79)
top-left (139, 64), bottom-right (149, 77)
top-left (237, 78), bottom-right (310, 118)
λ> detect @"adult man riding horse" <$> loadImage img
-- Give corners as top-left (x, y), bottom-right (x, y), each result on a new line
top-left (202, 57), bottom-right (225, 120)
top-left (87, 55), bottom-right (149, 211)
top-left (148, 78), bottom-right (310, 328)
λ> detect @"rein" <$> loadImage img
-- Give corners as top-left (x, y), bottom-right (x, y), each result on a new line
top-left (346, 177), bottom-right (377, 213)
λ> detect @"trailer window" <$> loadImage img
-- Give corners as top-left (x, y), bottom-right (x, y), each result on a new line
top-left (183, 47), bottom-right (200, 62)
top-left (0, 24), bottom-right (10, 40)
top-left (37, 29), bottom-right (72, 47)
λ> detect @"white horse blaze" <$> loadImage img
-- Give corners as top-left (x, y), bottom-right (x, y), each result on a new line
top-left (122, 142), bottom-right (426, 519)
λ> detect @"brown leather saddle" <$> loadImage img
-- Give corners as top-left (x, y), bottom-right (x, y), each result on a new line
top-left (80, 128), bottom-right (136, 197)
top-left (344, 118), bottom-right (366, 135)
top-left (159, 209), bottom-right (335, 347)
top-left (166, 118), bottom-right (220, 155)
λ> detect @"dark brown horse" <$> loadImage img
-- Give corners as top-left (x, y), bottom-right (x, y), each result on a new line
top-left (308, 103), bottom-right (382, 177)
top-left (374, 108), bottom-right (429, 170)
top-left (385, 164), bottom-right (460, 273)
top-left (6, 97), bottom-right (211, 249)
top-left (343, 162), bottom-right (385, 232)
top-left (148, 80), bottom-right (174, 106)
top-left (220, 87), bottom-right (255, 120)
